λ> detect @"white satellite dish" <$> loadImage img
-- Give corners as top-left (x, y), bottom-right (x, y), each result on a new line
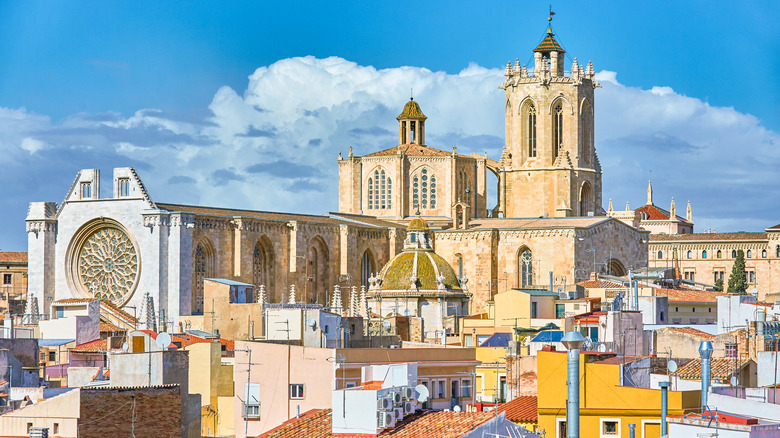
top-left (155, 332), bottom-right (172, 349)
top-left (414, 384), bottom-right (429, 403)
top-left (453, 405), bottom-right (462, 412)
top-left (597, 343), bottom-right (607, 353)
top-left (404, 309), bottom-right (410, 316)
top-left (306, 317), bottom-right (317, 328)
top-left (382, 320), bottom-right (391, 330)
top-left (730, 376), bottom-right (738, 386)
top-left (121, 342), bottom-right (129, 352)
top-left (667, 360), bottom-right (678, 373)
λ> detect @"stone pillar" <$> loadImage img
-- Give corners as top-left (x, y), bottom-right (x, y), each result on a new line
top-left (26, 202), bottom-right (57, 318)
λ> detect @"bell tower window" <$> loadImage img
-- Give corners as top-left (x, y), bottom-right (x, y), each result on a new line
top-left (412, 168), bottom-right (435, 210)
top-left (553, 103), bottom-right (563, 159)
top-left (368, 169), bottom-right (391, 210)
top-left (527, 104), bottom-right (537, 157)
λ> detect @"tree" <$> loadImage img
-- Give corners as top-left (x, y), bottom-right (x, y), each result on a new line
top-left (714, 279), bottom-right (723, 292)
top-left (727, 249), bottom-right (748, 294)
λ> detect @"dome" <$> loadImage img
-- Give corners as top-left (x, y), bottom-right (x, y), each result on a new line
top-left (374, 250), bottom-right (462, 292)
top-left (408, 216), bottom-right (430, 231)
top-left (397, 98), bottom-right (427, 120)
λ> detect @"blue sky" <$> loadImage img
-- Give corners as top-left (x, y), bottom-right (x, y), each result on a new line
top-left (0, 1), bottom-right (778, 251)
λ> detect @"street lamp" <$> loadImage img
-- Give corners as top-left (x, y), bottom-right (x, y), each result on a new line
top-left (562, 331), bottom-right (586, 438)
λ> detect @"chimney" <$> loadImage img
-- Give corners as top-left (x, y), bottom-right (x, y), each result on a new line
top-left (699, 341), bottom-right (713, 408)
top-left (562, 332), bottom-right (586, 438)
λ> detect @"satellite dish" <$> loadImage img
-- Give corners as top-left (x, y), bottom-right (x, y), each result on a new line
top-left (597, 343), bottom-right (607, 353)
top-left (155, 332), bottom-right (172, 349)
top-left (404, 309), bottom-right (410, 316)
top-left (414, 384), bottom-right (429, 403)
top-left (667, 360), bottom-right (678, 373)
top-left (306, 317), bottom-right (317, 328)
top-left (453, 405), bottom-right (462, 412)
top-left (121, 342), bottom-right (129, 352)
top-left (584, 337), bottom-right (594, 349)
top-left (730, 376), bottom-right (738, 386)
top-left (382, 320), bottom-right (391, 330)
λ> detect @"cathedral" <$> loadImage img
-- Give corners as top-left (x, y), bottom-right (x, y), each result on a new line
top-left (25, 22), bottom-right (649, 328)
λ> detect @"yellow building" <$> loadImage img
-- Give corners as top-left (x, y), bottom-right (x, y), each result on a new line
top-left (186, 341), bottom-right (235, 438)
top-left (475, 344), bottom-right (507, 402)
top-left (537, 350), bottom-right (700, 438)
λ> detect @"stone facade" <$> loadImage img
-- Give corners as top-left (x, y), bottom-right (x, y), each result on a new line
top-left (649, 227), bottom-right (780, 300)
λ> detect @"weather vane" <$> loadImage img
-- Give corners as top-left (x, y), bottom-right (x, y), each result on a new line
top-left (549, 5), bottom-right (555, 22)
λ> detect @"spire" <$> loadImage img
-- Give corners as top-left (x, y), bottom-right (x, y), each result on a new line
top-left (331, 285), bottom-right (342, 312)
top-left (625, 202), bottom-right (630, 211)
top-left (607, 198), bottom-right (614, 214)
top-left (647, 180), bottom-right (653, 205)
top-left (686, 200), bottom-right (692, 222)
top-left (670, 197), bottom-right (676, 219)
top-left (257, 285), bottom-right (267, 306)
top-left (288, 285), bottom-right (297, 305)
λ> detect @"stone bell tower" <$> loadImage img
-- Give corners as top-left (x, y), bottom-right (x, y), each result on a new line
top-left (499, 14), bottom-right (602, 218)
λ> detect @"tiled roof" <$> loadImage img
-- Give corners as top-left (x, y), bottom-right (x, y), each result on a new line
top-left (495, 396), bottom-right (538, 423)
top-left (676, 358), bottom-right (750, 383)
top-left (327, 213), bottom-right (406, 229)
top-left (664, 327), bottom-right (714, 339)
top-left (101, 300), bottom-right (138, 323)
top-left (636, 204), bottom-right (689, 222)
top-left (376, 250), bottom-right (462, 292)
top-left (53, 298), bottom-right (95, 304)
top-left (70, 339), bottom-right (107, 354)
top-left (156, 203), bottom-right (357, 227)
top-left (767, 224), bottom-right (780, 230)
top-left (462, 217), bottom-right (609, 231)
top-left (577, 280), bottom-right (625, 289)
top-left (397, 99), bottom-right (426, 119)
top-left (0, 252), bottom-right (27, 263)
top-left (533, 32), bottom-right (565, 53)
top-left (100, 321), bottom-right (123, 333)
top-left (172, 333), bottom-right (235, 352)
top-left (650, 232), bottom-right (767, 242)
top-left (654, 288), bottom-right (724, 303)
top-left (257, 408), bottom-right (497, 438)
top-left (363, 144), bottom-right (458, 158)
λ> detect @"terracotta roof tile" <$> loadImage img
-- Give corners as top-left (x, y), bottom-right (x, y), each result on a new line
top-left (363, 144), bottom-right (458, 158)
top-left (0, 252), bottom-right (27, 263)
top-left (100, 300), bottom-right (138, 323)
top-left (100, 322), bottom-right (123, 333)
top-left (53, 298), bottom-right (96, 304)
top-left (654, 288), bottom-right (724, 303)
top-left (664, 327), bottom-right (714, 339)
top-left (70, 339), bottom-right (107, 354)
top-left (257, 408), bottom-right (497, 438)
top-left (495, 396), bottom-right (537, 423)
top-left (397, 99), bottom-right (426, 119)
top-left (636, 204), bottom-right (690, 222)
top-left (650, 232), bottom-right (767, 242)
top-left (172, 333), bottom-right (235, 351)
top-left (577, 280), bottom-right (624, 289)
top-left (767, 224), bottom-right (780, 230)
top-left (676, 358), bottom-right (750, 383)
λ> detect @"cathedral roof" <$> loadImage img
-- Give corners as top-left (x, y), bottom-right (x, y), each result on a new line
top-left (374, 250), bottom-right (463, 292)
top-left (533, 29), bottom-right (565, 53)
top-left (445, 216), bottom-right (610, 231)
top-left (649, 232), bottom-right (768, 242)
top-left (397, 98), bottom-right (427, 120)
top-left (635, 204), bottom-right (690, 223)
top-left (362, 144), bottom-right (463, 158)
top-left (408, 216), bottom-right (430, 231)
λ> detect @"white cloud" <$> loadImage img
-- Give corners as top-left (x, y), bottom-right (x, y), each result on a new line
top-left (0, 57), bottom-right (777, 250)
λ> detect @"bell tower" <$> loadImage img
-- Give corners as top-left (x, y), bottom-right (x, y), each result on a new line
top-left (499, 13), bottom-right (602, 218)
top-left (397, 97), bottom-right (426, 146)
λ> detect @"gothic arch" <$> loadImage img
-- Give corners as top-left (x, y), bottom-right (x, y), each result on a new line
top-left (516, 246), bottom-right (534, 288)
top-left (548, 95), bottom-right (574, 115)
top-left (360, 248), bottom-right (376, 289)
top-left (192, 237), bottom-right (216, 315)
top-left (306, 235), bottom-right (330, 304)
top-left (578, 97), bottom-right (592, 114)
top-left (517, 96), bottom-right (538, 115)
top-left (519, 98), bottom-right (538, 159)
top-left (600, 258), bottom-right (627, 277)
top-left (579, 181), bottom-right (593, 217)
top-left (253, 235), bottom-right (275, 301)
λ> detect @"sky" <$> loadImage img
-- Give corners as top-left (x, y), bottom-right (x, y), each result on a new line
top-left (0, 1), bottom-right (778, 251)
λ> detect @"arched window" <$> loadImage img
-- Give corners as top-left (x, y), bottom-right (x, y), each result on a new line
top-left (527, 104), bottom-right (537, 157)
top-left (519, 249), bottom-right (533, 288)
top-left (553, 102), bottom-right (564, 159)
top-left (361, 250), bottom-right (374, 289)
top-left (455, 254), bottom-right (464, 278)
top-left (732, 250), bottom-right (737, 258)
top-left (412, 168), bottom-right (435, 210)
top-left (762, 249), bottom-right (767, 258)
top-left (777, 245), bottom-right (780, 258)
top-left (702, 250), bottom-right (707, 259)
top-left (657, 250), bottom-right (663, 259)
top-left (747, 250), bottom-right (752, 258)
top-left (193, 241), bottom-right (215, 315)
top-left (717, 250), bottom-right (722, 259)
top-left (687, 250), bottom-right (692, 259)
top-left (368, 169), bottom-right (392, 210)
top-left (253, 239), bottom-right (274, 301)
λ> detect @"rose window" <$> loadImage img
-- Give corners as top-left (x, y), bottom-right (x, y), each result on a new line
top-left (77, 227), bottom-right (138, 304)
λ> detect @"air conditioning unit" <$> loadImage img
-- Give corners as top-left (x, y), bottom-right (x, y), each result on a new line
top-left (389, 391), bottom-right (402, 405)
top-left (377, 396), bottom-right (392, 410)
top-left (393, 407), bottom-right (404, 421)
top-left (378, 411), bottom-right (395, 429)
top-left (404, 401), bottom-right (416, 414)
top-left (402, 387), bottom-right (414, 399)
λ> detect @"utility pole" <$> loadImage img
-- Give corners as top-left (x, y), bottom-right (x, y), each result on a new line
top-left (237, 348), bottom-right (260, 438)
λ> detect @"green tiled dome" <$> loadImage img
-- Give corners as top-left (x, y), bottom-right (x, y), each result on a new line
top-left (377, 250), bottom-right (461, 291)
top-left (397, 98), bottom-right (427, 120)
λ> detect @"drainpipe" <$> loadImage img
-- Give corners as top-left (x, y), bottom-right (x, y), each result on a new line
top-left (628, 423), bottom-right (636, 438)
top-left (562, 331), bottom-right (586, 438)
top-left (699, 341), bottom-right (713, 408)
top-left (659, 381), bottom-right (670, 435)
top-left (549, 271), bottom-right (554, 294)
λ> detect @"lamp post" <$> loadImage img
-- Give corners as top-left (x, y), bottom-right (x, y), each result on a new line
top-left (562, 331), bottom-right (586, 438)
